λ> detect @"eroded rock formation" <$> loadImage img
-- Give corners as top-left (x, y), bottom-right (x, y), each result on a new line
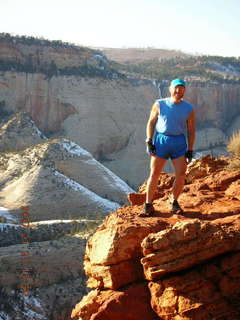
top-left (0, 113), bottom-right (134, 221)
top-left (72, 155), bottom-right (240, 320)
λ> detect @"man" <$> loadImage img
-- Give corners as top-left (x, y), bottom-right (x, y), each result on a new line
top-left (140, 78), bottom-right (196, 217)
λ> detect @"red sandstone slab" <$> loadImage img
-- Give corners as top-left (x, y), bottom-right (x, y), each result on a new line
top-left (71, 283), bottom-right (159, 320)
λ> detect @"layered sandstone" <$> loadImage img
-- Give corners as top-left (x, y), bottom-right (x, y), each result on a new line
top-left (72, 156), bottom-right (240, 320)
top-left (141, 219), bottom-right (239, 280)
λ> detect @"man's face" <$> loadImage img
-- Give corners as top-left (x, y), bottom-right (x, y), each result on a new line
top-left (169, 85), bottom-right (185, 101)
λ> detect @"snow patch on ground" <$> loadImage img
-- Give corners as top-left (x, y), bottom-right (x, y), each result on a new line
top-left (23, 295), bottom-right (44, 309)
top-left (210, 62), bottom-right (240, 76)
top-left (30, 218), bottom-right (99, 225)
top-left (21, 294), bottom-right (47, 320)
top-left (23, 309), bottom-right (46, 320)
top-left (60, 140), bottom-right (92, 158)
top-left (30, 119), bottom-right (47, 139)
top-left (0, 207), bottom-right (17, 222)
top-left (0, 223), bottom-right (20, 231)
top-left (53, 170), bottom-right (120, 211)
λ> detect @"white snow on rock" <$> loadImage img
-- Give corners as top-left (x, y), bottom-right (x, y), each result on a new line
top-left (53, 170), bottom-right (120, 212)
top-left (22, 295), bottom-right (46, 319)
top-left (61, 140), bottom-right (92, 158)
top-left (210, 62), bottom-right (240, 76)
top-left (23, 309), bottom-right (46, 320)
top-left (91, 160), bottom-right (135, 194)
top-left (59, 140), bottom-right (135, 198)
top-left (23, 295), bottom-right (44, 308)
top-left (0, 294), bottom-right (47, 320)
top-left (30, 219), bottom-right (97, 225)
top-left (30, 119), bottom-right (47, 139)
top-left (0, 207), bottom-right (17, 223)
top-left (0, 312), bottom-right (11, 320)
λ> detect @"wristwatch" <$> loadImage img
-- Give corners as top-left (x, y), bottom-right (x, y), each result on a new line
top-left (145, 138), bottom-right (152, 143)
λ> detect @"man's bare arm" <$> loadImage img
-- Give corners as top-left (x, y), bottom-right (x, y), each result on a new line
top-left (186, 110), bottom-right (196, 150)
top-left (146, 102), bottom-right (159, 141)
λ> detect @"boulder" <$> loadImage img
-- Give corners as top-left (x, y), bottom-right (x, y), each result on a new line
top-left (141, 219), bottom-right (239, 280)
top-left (149, 251), bottom-right (240, 319)
top-left (71, 283), bottom-right (158, 320)
top-left (84, 208), bottom-right (172, 289)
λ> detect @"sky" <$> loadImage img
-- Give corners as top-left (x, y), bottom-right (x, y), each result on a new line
top-left (1, 0), bottom-right (240, 57)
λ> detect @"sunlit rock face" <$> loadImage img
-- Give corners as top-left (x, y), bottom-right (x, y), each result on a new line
top-left (71, 155), bottom-right (240, 320)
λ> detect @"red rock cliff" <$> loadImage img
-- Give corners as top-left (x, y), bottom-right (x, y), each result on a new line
top-left (71, 155), bottom-right (240, 320)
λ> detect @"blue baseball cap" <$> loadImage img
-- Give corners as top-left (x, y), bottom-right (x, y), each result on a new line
top-left (170, 78), bottom-right (186, 87)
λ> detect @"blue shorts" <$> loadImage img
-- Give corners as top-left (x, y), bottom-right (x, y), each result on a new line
top-left (154, 132), bottom-right (187, 160)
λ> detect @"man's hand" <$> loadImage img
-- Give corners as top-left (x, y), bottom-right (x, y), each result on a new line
top-left (146, 139), bottom-right (156, 155)
top-left (185, 150), bottom-right (193, 163)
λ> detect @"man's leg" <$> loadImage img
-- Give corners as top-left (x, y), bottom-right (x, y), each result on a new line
top-left (146, 156), bottom-right (167, 203)
top-left (171, 155), bottom-right (187, 200)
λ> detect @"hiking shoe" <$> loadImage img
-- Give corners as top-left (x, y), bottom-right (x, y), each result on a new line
top-left (139, 203), bottom-right (155, 217)
top-left (170, 199), bottom-right (183, 214)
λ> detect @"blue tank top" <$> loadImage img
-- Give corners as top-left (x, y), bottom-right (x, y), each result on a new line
top-left (155, 98), bottom-right (193, 136)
